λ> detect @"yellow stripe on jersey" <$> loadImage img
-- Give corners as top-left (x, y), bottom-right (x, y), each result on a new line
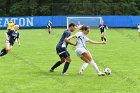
top-left (7, 22), bottom-right (15, 30)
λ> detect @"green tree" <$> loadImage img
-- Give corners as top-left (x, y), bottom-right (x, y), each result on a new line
top-left (0, 0), bottom-right (140, 16)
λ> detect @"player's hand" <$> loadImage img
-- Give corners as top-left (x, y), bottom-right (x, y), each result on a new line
top-left (73, 43), bottom-right (77, 46)
top-left (73, 42), bottom-right (78, 46)
top-left (102, 42), bottom-right (106, 44)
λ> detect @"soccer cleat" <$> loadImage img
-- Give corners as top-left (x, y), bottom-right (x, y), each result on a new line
top-left (98, 72), bottom-right (105, 76)
top-left (61, 72), bottom-right (69, 75)
top-left (49, 69), bottom-right (54, 72)
top-left (78, 71), bottom-right (83, 75)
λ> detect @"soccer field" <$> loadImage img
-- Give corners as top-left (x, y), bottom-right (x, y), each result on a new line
top-left (0, 28), bottom-right (139, 93)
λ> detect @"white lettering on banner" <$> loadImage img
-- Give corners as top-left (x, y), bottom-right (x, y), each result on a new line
top-left (26, 17), bottom-right (33, 26)
top-left (0, 18), bottom-right (2, 27)
top-left (19, 18), bottom-right (25, 26)
top-left (11, 18), bottom-right (18, 23)
top-left (4, 18), bottom-right (9, 27)
top-left (0, 17), bottom-right (34, 28)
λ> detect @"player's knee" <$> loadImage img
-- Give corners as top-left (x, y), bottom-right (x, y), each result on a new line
top-left (60, 59), bottom-right (65, 63)
top-left (61, 60), bottom-right (65, 63)
top-left (87, 57), bottom-right (92, 62)
top-left (86, 60), bottom-right (90, 63)
top-left (68, 59), bottom-right (71, 63)
top-left (66, 58), bottom-right (71, 62)
top-left (6, 47), bottom-right (9, 51)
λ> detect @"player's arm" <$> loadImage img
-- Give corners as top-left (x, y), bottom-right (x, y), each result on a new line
top-left (87, 39), bottom-right (106, 44)
top-left (99, 25), bottom-right (102, 28)
top-left (105, 24), bottom-right (108, 30)
top-left (17, 37), bottom-right (21, 46)
top-left (106, 26), bottom-right (108, 29)
top-left (17, 34), bottom-right (21, 46)
top-left (65, 35), bottom-right (77, 46)
top-left (5, 32), bottom-right (10, 41)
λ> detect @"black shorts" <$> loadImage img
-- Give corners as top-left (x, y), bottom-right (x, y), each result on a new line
top-left (48, 26), bottom-right (51, 29)
top-left (101, 31), bottom-right (104, 34)
top-left (9, 42), bottom-right (14, 46)
top-left (7, 40), bottom-right (14, 46)
top-left (56, 47), bottom-right (70, 58)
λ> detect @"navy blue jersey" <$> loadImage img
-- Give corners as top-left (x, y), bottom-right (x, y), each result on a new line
top-left (47, 22), bottom-right (52, 27)
top-left (57, 29), bottom-right (71, 48)
top-left (99, 24), bottom-right (107, 32)
top-left (7, 30), bottom-right (19, 44)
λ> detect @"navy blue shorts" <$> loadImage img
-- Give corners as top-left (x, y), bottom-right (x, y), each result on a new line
top-left (48, 26), bottom-right (51, 29)
top-left (9, 41), bottom-right (14, 46)
top-left (6, 40), bottom-right (14, 46)
top-left (56, 47), bottom-right (70, 58)
top-left (8, 29), bottom-right (11, 32)
top-left (101, 31), bottom-right (104, 34)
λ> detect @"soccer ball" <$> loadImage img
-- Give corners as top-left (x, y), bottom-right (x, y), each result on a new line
top-left (104, 68), bottom-right (111, 75)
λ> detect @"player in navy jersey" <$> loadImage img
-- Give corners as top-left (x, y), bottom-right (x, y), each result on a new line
top-left (99, 20), bottom-right (108, 42)
top-left (47, 20), bottom-right (52, 34)
top-left (0, 25), bottom-right (20, 57)
top-left (49, 23), bottom-right (76, 75)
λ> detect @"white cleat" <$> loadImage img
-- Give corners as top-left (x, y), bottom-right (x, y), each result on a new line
top-left (49, 69), bottom-right (54, 72)
top-left (61, 72), bottom-right (69, 75)
top-left (98, 72), bottom-right (105, 76)
top-left (78, 71), bottom-right (83, 75)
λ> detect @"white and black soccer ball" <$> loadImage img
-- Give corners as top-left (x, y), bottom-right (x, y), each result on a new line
top-left (104, 68), bottom-right (111, 75)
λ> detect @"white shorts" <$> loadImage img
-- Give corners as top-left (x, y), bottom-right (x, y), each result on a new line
top-left (75, 48), bottom-right (88, 57)
top-left (138, 29), bottom-right (140, 32)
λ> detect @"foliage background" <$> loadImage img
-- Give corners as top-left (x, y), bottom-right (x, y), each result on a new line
top-left (0, 0), bottom-right (140, 16)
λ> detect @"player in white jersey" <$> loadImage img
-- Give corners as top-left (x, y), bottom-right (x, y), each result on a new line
top-left (65, 26), bottom-right (106, 76)
top-left (137, 23), bottom-right (140, 36)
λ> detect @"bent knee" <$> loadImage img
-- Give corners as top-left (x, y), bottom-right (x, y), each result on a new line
top-left (6, 48), bottom-right (10, 51)
top-left (65, 58), bottom-right (71, 62)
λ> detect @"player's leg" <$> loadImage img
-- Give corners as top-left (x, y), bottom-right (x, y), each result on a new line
top-left (50, 26), bottom-right (52, 34)
top-left (50, 47), bottom-right (65, 72)
top-left (78, 51), bottom-right (95, 74)
top-left (50, 57), bottom-right (65, 72)
top-left (102, 32), bottom-right (106, 42)
top-left (75, 48), bottom-right (89, 74)
top-left (0, 42), bottom-right (11, 56)
top-left (48, 29), bottom-right (50, 34)
top-left (101, 32), bottom-right (104, 41)
top-left (82, 52), bottom-right (105, 76)
top-left (48, 27), bottom-right (51, 34)
top-left (78, 56), bottom-right (89, 74)
top-left (62, 52), bottom-right (71, 75)
top-left (139, 32), bottom-right (140, 36)
top-left (0, 47), bottom-right (7, 56)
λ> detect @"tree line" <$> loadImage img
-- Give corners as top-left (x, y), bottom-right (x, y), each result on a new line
top-left (0, 0), bottom-right (140, 16)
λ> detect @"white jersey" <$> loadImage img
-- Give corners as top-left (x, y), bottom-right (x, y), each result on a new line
top-left (138, 25), bottom-right (140, 32)
top-left (75, 32), bottom-right (89, 50)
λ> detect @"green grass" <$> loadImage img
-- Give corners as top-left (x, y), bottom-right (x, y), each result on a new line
top-left (0, 28), bottom-right (139, 93)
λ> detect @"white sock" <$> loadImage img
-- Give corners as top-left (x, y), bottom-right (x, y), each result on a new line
top-left (79, 63), bottom-right (89, 73)
top-left (90, 59), bottom-right (100, 73)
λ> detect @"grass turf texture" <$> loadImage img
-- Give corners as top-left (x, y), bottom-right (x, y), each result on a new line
top-left (0, 28), bottom-right (139, 93)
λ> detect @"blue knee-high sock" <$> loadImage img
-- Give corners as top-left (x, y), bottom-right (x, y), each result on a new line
top-left (104, 37), bottom-right (106, 42)
top-left (51, 61), bottom-right (62, 70)
top-left (0, 48), bottom-right (7, 56)
top-left (101, 37), bottom-right (104, 41)
top-left (62, 62), bottom-right (70, 73)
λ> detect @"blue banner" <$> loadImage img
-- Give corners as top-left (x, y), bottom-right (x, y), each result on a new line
top-left (0, 16), bottom-right (140, 28)
top-left (0, 16), bottom-right (52, 28)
